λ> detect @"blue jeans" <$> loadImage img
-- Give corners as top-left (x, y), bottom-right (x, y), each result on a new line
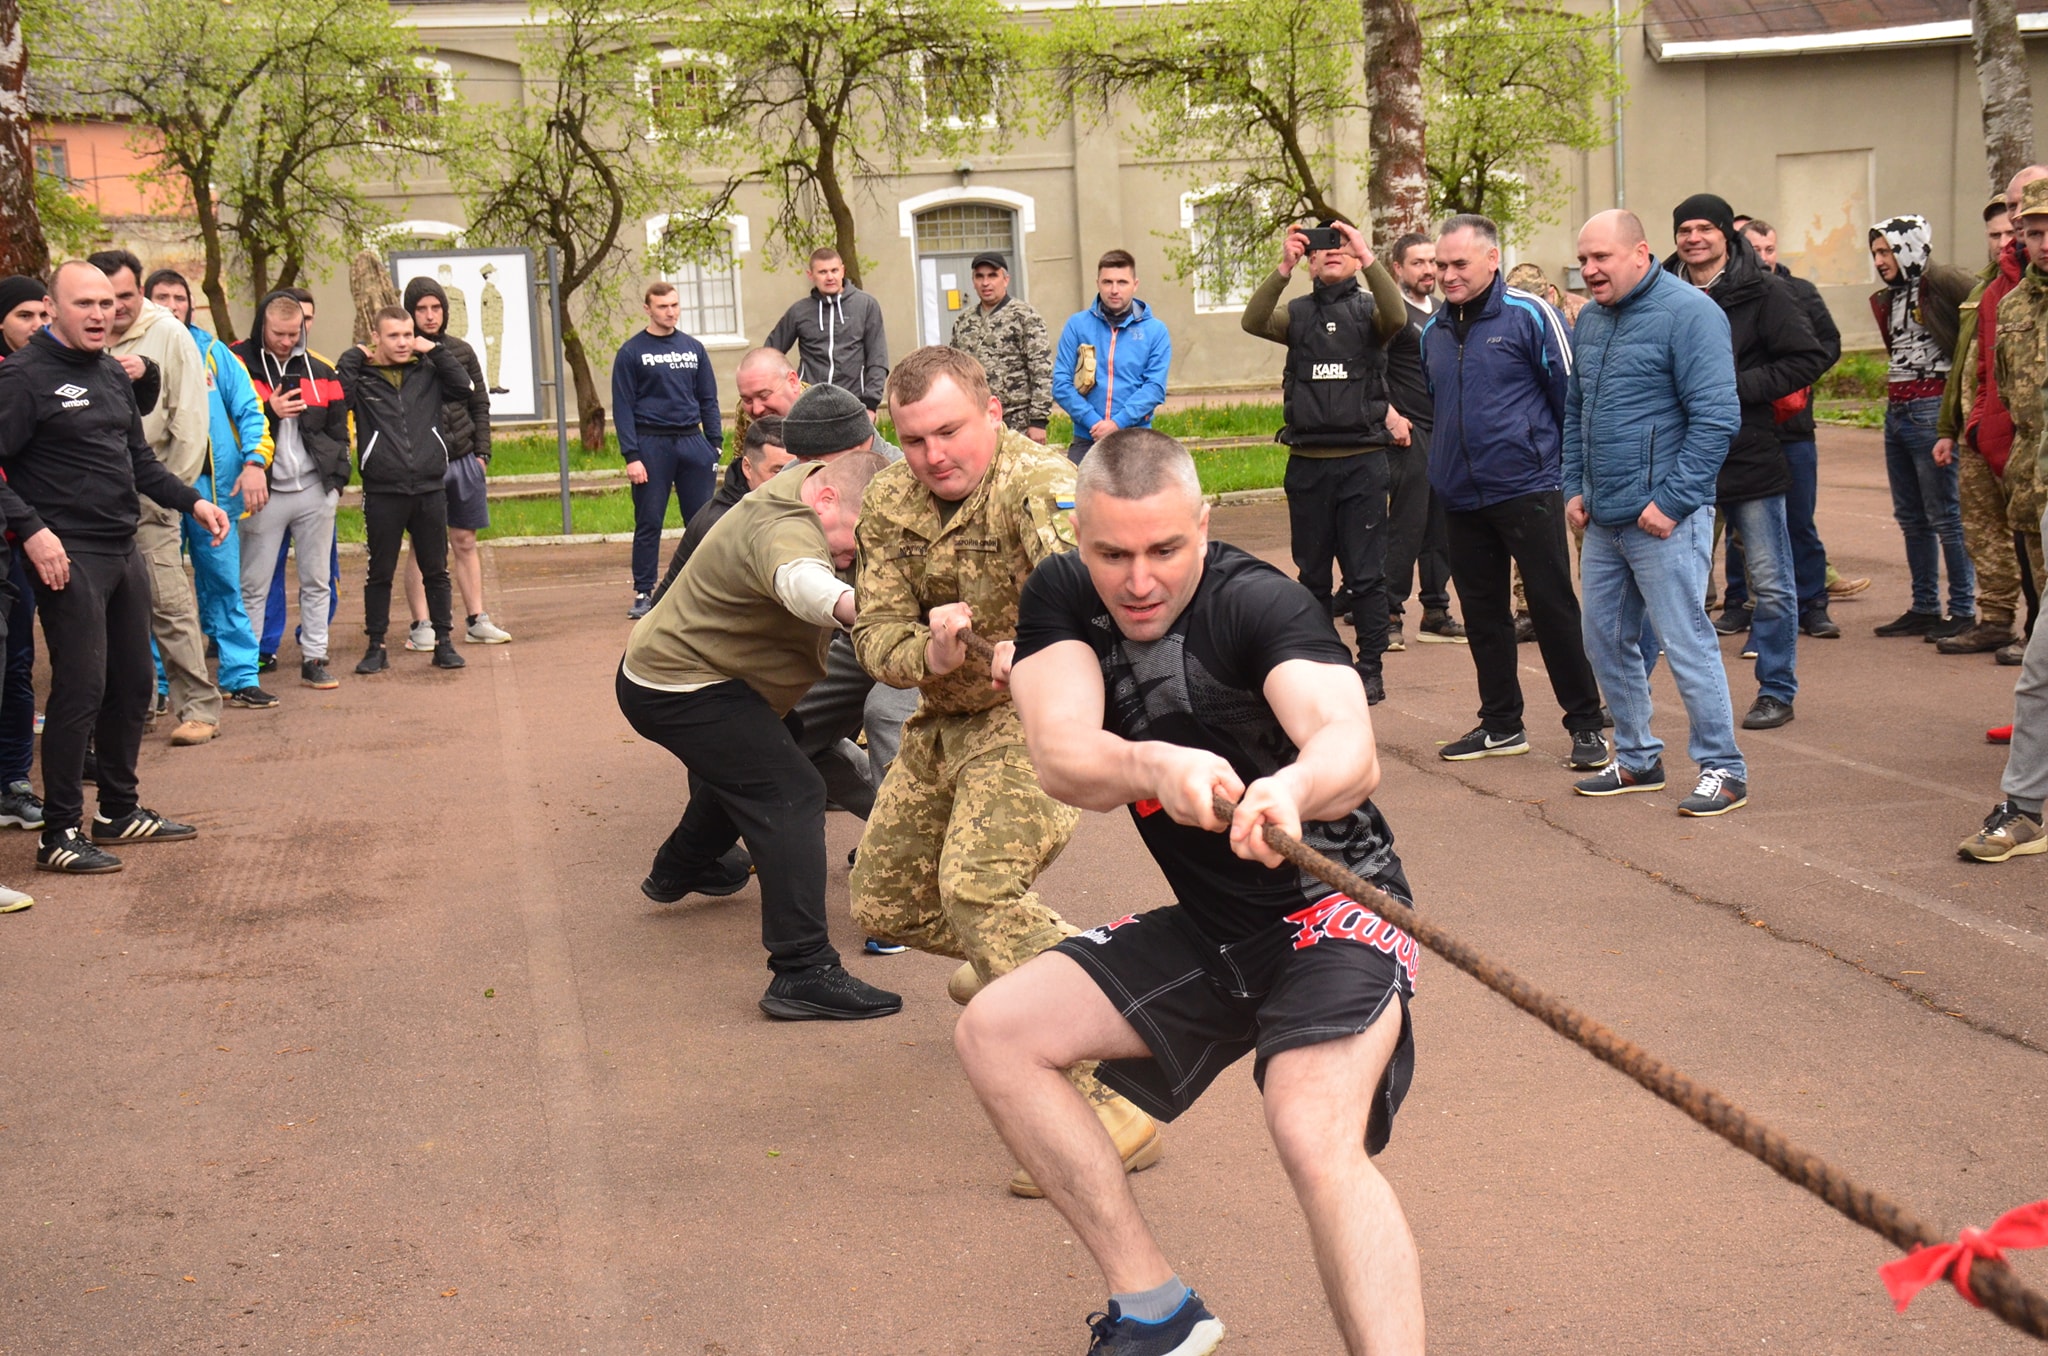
top-left (1580, 509), bottom-right (1745, 780)
top-left (1719, 496), bottom-right (1798, 704)
top-left (1883, 396), bottom-right (1974, 617)
top-left (263, 533), bottom-right (340, 657)
top-left (1725, 440), bottom-right (1828, 615)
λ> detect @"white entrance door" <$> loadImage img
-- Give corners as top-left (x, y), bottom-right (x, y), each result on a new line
top-left (913, 204), bottom-right (1022, 346)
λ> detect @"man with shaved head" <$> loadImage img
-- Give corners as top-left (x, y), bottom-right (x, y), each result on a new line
top-left (1564, 210), bottom-right (1749, 816)
top-left (0, 262), bottom-right (232, 873)
top-left (967, 426), bottom-right (1423, 1352)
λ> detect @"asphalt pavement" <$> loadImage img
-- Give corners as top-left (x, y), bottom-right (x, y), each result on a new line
top-left (1, 426), bottom-right (2042, 1354)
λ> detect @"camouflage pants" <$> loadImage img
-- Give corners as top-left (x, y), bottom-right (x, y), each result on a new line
top-left (850, 712), bottom-right (1109, 1099)
top-left (1961, 448), bottom-right (2047, 624)
top-left (850, 712), bottom-right (1081, 980)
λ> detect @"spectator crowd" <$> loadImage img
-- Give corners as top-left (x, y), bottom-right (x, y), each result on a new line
top-left (5, 171), bottom-right (2047, 1356)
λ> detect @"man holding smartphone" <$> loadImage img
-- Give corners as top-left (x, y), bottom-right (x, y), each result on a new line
top-left (1240, 219), bottom-right (1411, 704)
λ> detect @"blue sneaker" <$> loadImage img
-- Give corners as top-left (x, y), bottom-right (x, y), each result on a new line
top-left (1085, 1293), bottom-right (1225, 1355)
top-left (863, 938), bottom-right (907, 955)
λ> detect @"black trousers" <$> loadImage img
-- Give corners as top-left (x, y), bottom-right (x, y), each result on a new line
top-left (615, 668), bottom-right (839, 974)
top-left (1444, 490), bottom-right (1603, 734)
top-left (363, 489), bottom-right (450, 642)
top-left (1384, 430), bottom-right (1453, 616)
top-left (1284, 450), bottom-right (1389, 675)
top-left (34, 546), bottom-right (153, 834)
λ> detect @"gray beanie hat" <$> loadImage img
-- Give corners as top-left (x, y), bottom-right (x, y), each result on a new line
top-left (782, 383), bottom-right (876, 459)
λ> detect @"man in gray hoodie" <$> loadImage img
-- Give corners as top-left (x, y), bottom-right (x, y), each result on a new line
top-left (764, 249), bottom-right (890, 411)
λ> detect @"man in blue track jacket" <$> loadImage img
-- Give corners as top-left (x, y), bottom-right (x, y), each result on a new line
top-left (1564, 210), bottom-right (1749, 817)
top-left (1420, 214), bottom-right (1607, 772)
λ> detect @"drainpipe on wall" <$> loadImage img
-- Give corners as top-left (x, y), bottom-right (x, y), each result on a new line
top-left (1612, 0), bottom-right (1626, 208)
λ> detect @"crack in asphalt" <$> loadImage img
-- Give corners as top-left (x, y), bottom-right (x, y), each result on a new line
top-left (1378, 735), bottom-right (2048, 1061)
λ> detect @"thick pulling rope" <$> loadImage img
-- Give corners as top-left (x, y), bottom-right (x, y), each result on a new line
top-left (961, 628), bottom-right (2048, 1339)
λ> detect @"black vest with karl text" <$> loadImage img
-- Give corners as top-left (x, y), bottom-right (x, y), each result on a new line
top-left (1281, 276), bottom-right (1391, 450)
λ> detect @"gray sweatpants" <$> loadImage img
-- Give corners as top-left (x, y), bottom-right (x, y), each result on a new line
top-left (2003, 505), bottom-right (2048, 814)
top-left (240, 483), bottom-right (339, 663)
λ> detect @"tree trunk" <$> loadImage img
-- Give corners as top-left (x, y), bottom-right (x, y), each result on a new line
top-left (1973, 0), bottom-right (2036, 193)
top-left (0, 0), bottom-right (50, 278)
top-left (348, 248), bottom-right (397, 347)
top-left (815, 130), bottom-right (862, 287)
top-left (1362, 0), bottom-right (1428, 249)
top-left (194, 191), bottom-right (236, 344)
top-left (561, 312), bottom-right (606, 450)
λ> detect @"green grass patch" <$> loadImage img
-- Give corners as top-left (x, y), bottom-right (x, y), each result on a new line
top-left (1817, 350), bottom-right (1887, 401)
top-left (336, 490), bottom-right (686, 543)
top-left (1192, 444), bottom-right (1289, 494)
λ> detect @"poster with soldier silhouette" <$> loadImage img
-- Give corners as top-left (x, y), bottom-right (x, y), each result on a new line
top-left (389, 249), bottom-right (542, 421)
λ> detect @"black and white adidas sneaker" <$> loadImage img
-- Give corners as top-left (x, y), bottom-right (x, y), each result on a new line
top-left (90, 808), bottom-right (199, 845)
top-left (37, 827), bottom-right (123, 874)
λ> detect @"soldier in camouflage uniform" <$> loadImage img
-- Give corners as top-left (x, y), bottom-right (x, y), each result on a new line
top-left (850, 345), bottom-right (1163, 1196)
top-left (1987, 179), bottom-right (2048, 665)
top-left (947, 251), bottom-right (1054, 444)
top-left (1939, 186), bottom-right (2035, 662)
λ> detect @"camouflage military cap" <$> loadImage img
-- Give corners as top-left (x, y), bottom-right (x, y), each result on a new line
top-left (2020, 179), bottom-right (2048, 221)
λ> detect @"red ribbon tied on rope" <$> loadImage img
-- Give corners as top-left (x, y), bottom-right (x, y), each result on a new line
top-left (1879, 1200), bottom-right (2048, 1312)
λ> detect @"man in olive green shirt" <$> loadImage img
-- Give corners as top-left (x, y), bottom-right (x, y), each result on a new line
top-left (616, 450), bottom-right (901, 1022)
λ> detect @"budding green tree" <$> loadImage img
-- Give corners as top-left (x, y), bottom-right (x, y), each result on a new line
top-left (1051, 0), bottom-right (1365, 295)
top-left (455, 0), bottom-right (727, 446)
top-left (674, 0), bottom-right (1028, 283)
top-left (1422, 0), bottom-right (1626, 238)
top-left (52, 0), bottom-right (443, 338)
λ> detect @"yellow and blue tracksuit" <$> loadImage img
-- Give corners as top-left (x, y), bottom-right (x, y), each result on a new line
top-left (155, 325), bottom-right (272, 694)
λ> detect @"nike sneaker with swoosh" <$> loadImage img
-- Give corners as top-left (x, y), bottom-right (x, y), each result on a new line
top-left (1440, 726), bottom-right (1530, 760)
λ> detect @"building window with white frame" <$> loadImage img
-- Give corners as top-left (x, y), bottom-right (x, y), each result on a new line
top-left (912, 53), bottom-right (999, 131)
top-left (1182, 193), bottom-right (1258, 313)
top-left (650, 218), bottom-right (746, 344)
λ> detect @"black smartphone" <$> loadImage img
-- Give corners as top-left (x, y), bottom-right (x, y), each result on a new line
top-left (1299, 226), bottom-right (1343, 252)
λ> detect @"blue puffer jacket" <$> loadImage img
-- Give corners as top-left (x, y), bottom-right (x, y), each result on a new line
top-left (1561, 265), bottom-right (1740, 528)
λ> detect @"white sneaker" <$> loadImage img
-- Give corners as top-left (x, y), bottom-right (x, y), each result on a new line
top-left (465, 613), bottom-right (512, 644)
top-left (0, 884), bottom-right (33, 913)
top-left (404, 621), bottom-right (436, 652)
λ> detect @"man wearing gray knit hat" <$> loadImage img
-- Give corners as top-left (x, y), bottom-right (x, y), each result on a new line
top-left (774, 378), bottom-right (918, 947)
top-left (781, 382), bottom-right (904, 463)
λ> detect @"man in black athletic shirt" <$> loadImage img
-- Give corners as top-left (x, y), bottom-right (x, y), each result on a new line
top-left (958, 427), bottom-right (1422, 1356)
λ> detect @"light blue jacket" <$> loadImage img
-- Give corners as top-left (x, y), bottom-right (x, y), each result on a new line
top-left (1561, 266), bottom-right (1740, 528)
top-left (190, 323), bottom-right (271, 510)
top-left (1052, 297), bottom-right (1172, 434)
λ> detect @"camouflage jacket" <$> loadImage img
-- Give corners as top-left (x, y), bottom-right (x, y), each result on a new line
top-left (853, 426), bottom-right (1077, 718)
top-left (949, 298), bottom-right (1054, 432)
top-left (1993, 265), bottom-right (2048, 458)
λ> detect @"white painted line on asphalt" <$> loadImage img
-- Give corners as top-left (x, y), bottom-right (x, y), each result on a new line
top-left (1755, 842), bottom-right (2048, 962)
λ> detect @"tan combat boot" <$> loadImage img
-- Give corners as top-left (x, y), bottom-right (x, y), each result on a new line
top-left (1010, 1083), bottom-right (1163, 1198)
top-left (948, 961), bottom-right (984, 1006)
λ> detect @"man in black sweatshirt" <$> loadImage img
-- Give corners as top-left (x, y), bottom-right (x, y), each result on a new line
top-left (0, 262), bottom-right (231, 873)
top-left (335, 305), bottom-right (474, 674)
